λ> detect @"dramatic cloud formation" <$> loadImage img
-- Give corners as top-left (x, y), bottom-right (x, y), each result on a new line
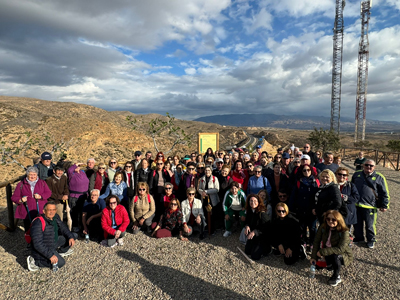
top-left (0, 0), bottom-right (399, 121)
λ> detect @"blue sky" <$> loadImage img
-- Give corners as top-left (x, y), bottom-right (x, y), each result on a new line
top-left (0, 0), bottom-right (399, 122)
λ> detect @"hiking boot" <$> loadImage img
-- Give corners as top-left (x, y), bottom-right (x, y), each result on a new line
top-left (27, 256), bottom-right (39, 272)
top-left (367, 241), bottom-right (375, 249)
top-left (223, 231), bottom-right (232, 238)
top-left (299, 244), bottom-right (307, 260)
top-left (199, 233), bottom-right (205, 240)
top-left (328, 275), bottom-right (342, 286)
top-left (59, 248), bottom-right (74, 257)
top-left (117, 238), bottom-right (124, 246)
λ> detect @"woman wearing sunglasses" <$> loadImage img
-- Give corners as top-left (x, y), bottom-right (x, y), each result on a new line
top-left (313, 170), bottom-right (344, 225)
top-left (89, 162), bottom-right (109, 195)
top-left (122, 161), bottom-right (135, 200)
top-left (181, 187), bottom-right (206, 239)
top-left (151, 152), bottom-right (165, 169)
top-left (335, 167), bottom-right (359, 228)
top-left (289, 164), bottom-right (320, 249)
top-left (271, 202), bottom-right (304, 265)
top-left (149, 160), bottom-right (171, 221)
top-left (101, 195), bottom-right (130, 247)
top-left (151, 198), bottom-right (186, 240)
top-left (130, 182), bottom-right (155, 234)
top-left (107, 158), bottom-right (121, 182)
top-left (310, 210), bottom-right (353, 286)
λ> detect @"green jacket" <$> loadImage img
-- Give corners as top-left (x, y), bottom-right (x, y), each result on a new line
top-left (222, 190), bottom-right (246, 213)
top-left (311, 226), bottom-right (353, 266)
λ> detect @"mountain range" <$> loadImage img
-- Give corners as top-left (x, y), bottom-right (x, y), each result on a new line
top-left (193, 114), bottom-right (400, 132)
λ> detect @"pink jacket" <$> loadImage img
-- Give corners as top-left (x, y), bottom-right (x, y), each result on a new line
top-left (11, 178), bottom-right (52, 219)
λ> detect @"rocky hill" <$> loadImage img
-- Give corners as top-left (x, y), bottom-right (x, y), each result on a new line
top-left (0, 96), bottom-right (249, 204)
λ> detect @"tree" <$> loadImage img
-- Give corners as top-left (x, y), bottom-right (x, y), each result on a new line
top-left (308, 128), bottom-right (341, 153)
top-left (386, 140), bottom-right (400, 152)
top-left (127, 113), bottom-right (192, 154)
top-left (354, 140), bottom-right (372, 149)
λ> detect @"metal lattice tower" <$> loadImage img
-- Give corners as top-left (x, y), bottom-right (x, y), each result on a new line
top-left (330, 0), bottom-right (346, 134)
top-left (355, 0), bottom-right (371, 142)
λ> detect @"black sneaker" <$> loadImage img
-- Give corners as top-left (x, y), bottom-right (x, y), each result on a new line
top-left (199, 233), bottom-right (205, 240)
top-left (366, 241), bottom-right (375, 249)
top-left (328, 275), bottom-right (341, 286)
top-left (299, 245), bottom-right (307, 260)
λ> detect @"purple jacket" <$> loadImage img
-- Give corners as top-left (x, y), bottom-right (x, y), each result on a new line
top-left (67, 164), bottom-right (90, 198)
top-left (11, 178), bottom-right (52, 219)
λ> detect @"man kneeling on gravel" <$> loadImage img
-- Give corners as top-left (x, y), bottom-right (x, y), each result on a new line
top-left (27, 201), bottom-right (76, 272)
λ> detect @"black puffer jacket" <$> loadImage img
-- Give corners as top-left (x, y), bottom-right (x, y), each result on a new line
top-left (313, 182), bottom-right (342, 221)
top-left (271, 213), bottom-right (301, 250)
top-left (134, 168), bottom-right (153, 194)
top-left (30, 214), bottom-right (74, 262)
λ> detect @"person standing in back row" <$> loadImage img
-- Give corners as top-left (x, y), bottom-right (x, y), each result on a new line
top-left (351, 159), bottom-right (389, 249)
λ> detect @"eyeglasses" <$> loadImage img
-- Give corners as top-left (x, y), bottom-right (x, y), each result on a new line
top-left (99, 167), bottom-right (105, 170)
top-left (157, 163), bottom-right (163, 166)
top-left (165, 187), bottom-right (172, 190)
top-left (296, 154), bottom-right (302, 157)
top-left (139, 188), bottom-right (146, 191)
top-left (110, 162), bottom-right (117, 164)
top-left (188, 193), bottom-right (195, 196)
top-left (337, 173), bottom-right (348, 177)
top-left (125, 166), bottom-right (132, 168)
top-left (109, 202), bottom-right (117, 205)
top-left (326, 218), bottom-right (337, 222)
top-left (303, 169), bottom-right (311, 173)
top-left (294, 161), bottom-right (301, 164)
top-left (277, 210), bottom-right (286, 214)
top-left (364, 164), bottom-right (374, 167)
top-left (187, 168), bottom-right (195, 171)
top-left (171, 203), bottom-right (178, 206)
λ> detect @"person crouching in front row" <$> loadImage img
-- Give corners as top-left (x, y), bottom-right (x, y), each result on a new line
top-left (181, 187), bottom-right (206, 240)
top-left (27, 201), bottom-right (76, 272)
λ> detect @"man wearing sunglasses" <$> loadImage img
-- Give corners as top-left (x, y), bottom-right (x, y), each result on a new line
top-left (132, 151), bottom-right (142, 170)
top-left (351, 159), bottom-right (389, 249)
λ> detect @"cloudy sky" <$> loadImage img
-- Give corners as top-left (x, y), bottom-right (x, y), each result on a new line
top-left (0, 0), bottom-right (399, 121)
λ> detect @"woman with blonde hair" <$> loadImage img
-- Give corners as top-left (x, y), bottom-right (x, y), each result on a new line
top-left (89, 162), bottom-right (109, 195)
top-left (313, 169), bottom-right (343, 224)
top-left (130, 182), bottom-right (155, 234)
top-left (311, 210), bottom-right (353, 286)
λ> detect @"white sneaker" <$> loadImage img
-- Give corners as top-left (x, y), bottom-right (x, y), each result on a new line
top-left (117, 238), bottom-right (124, 246)
top-left (110, 242), bottom-right (118, 248)
top-left (223, 231), bottom-right (232, 238)
top-left (27, 256), bottom-right (39, 272)
top-left (59, 248), bottom-right (74, 257)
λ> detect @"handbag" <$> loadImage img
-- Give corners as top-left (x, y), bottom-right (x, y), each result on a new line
top-left (204, 195), bottom-right (212, 213)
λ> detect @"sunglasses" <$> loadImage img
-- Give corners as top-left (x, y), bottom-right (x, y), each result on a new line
top-left (327, 218), bottom-right (337, 222)
top-left (99, 167), bottom-right (105, 170)
top-left (303, 169), bottom-right (311, 173)
top-left (337, 173), bottom-right (348, 177)
top-left (125, 166), bottom-right (132, 168)
top-left (278, 195), bottom-right (287, 198)
top-left (267, 156), bottom-right (272, 159)
top-left (171, 203), bottom-right (178, 206)
top-left (255, 171), bottom-right (261, 173)
top-left (218, 153), bottom-right (223, 155)
top-left (165, 187), bottom-right (172, 190)
top-left (217, 162), bottom-right (223, 164)
top-left (276, 156), bottom-right (282, 159)
top-left (139, 188), bottom-right (146, 191)
top-left (207, 161), bottom-right (213, 163)
top-left (290, 156), bottom-right (294, 159)
top-left (247, 165), bottom-right (253, 168)
top-left (157, 163), bottom-right (163, 165)
top-left (364, 164), bottom-right (374, 167)
top-left (109, 202), bottom-right (117, 205)
top-left (197, 167), bottom-right (204, 170)
top-left (277, 210), bottom-right (286, 214)
top-left (187, 168), bottom-right (195, 171)
top-left (294, 161), bottom-right (301, 164)
top-left (110, 162), bottom-right (117, 164)
top-left (296, 154), bottom-right (302, 157)
top-left (135, 154), bottom-right (141, 156)
top-left (188, 193), bottom-right (195, 196)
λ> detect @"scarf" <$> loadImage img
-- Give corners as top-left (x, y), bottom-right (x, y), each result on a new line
top-left (26, 177), bottom-right (39, 197)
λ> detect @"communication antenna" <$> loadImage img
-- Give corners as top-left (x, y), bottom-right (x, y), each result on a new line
top-left (330, 0), bottom-right (346, 134)
top-left (354, 0), bottom-right (371, 142)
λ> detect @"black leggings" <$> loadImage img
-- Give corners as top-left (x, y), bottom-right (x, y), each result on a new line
top-left (325, 254), bottom-right (343, 277)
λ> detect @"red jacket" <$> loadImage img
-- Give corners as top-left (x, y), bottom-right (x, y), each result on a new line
top-left (11, 178), bottom-right (52, 220)
top-left (101, 204), bottom-right (130, 238)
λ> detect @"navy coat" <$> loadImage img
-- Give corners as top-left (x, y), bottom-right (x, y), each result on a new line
top-left (340, 181), bottom-right (359, 226)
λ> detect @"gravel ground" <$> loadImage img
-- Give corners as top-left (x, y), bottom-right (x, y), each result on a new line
top-left (0, 161), bottom-right (399, 300)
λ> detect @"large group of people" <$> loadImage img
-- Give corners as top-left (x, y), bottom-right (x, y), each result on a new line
top-left (12, 146), bottom-right (389, 286)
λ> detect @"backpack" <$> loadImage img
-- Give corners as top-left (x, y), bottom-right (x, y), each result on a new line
top-left (24, 216), bottom-right (45, 244)
top-left (134, 194), bottom-right (151, 203)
